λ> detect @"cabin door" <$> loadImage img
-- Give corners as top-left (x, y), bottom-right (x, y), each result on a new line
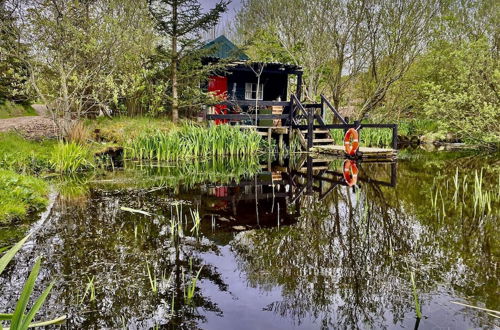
top-left (208, 76), bottom-right (228, 125)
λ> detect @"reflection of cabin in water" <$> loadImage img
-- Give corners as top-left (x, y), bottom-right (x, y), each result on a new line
top-left (201, 35), bottom-right (303, 125)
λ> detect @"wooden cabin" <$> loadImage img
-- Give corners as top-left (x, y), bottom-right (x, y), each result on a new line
top-left (201, 35), bottom-right (303, 125)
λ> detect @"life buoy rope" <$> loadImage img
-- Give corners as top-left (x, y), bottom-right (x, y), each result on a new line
top-left (344, 128), bottom-right (359, 156)
top-left (343, 159), bottom-right (358, 187)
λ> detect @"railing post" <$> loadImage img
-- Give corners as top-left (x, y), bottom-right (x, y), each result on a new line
top-left (307, 107), bottom-right (314, 150)
top-left (320, 96), bottom-right (325, 122)
top-left (392, 124), bottom-right (398, 150)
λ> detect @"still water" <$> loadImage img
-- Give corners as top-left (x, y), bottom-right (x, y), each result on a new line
top-left (0, 151), bottom-right (499, 329)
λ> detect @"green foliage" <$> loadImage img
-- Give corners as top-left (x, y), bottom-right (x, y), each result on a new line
top-left (0, 169), bottom-right (48, 223)
top-left (413, 38), bottom-right (499, 143)
top-left (0, 4), bottom-right (33, 104)
top-left (126, 124), bottom-right (263, 160)
top-left (50, 143), bottom-right (95, 173)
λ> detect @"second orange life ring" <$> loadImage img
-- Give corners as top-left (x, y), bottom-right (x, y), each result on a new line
top-left (344, 128), bottom-right (359, 156)
top-left (343, 159), bottom-right (359, 187)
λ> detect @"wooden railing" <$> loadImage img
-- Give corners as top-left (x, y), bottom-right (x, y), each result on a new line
top-left (205, 94), bottom-right (399, 150)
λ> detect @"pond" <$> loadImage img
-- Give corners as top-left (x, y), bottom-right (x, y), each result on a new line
top-left (0, 151), bottom-right (499, 329)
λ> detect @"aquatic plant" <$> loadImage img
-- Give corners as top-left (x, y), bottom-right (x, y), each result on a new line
top-left (80, 276), bottom-right (96, 303)
top-left (189, 209), bottom-right (201, 236)
top-left (184, 266), bottom-right (203, 305)
top-left (0, 235), bottom-right (66, 329)
top-left (146, 263), bottom-right (158, 294)
top-left (410, 271), bottom-right (422, 319)
top-left (330, 128), bottom-right (393, 147)
top-left (125, 124), bottom-right (263, 161)
top-left (50, 142), bottom-right (95, 173)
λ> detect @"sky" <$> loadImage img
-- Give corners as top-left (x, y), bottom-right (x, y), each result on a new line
top-left (200, 0), bottom-right (243, 40)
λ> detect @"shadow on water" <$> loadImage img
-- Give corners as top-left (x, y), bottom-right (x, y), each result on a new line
top-left (0, 152), bottom-right (498, 329)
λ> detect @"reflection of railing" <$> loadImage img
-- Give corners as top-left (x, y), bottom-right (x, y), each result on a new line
top-left (202, 156), bottom-right (398, 224)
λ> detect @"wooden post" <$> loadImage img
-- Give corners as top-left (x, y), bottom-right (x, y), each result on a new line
top-left (307, 108), bottom-right (314, 150)
top-left (392, 124), bottom-right (398, 150)
top-left (296, 73), bottom-right (303, 100)
top-left (320, 96), bottom-right (325, 122)
top-left (354, 120), bottom-right (360, 146)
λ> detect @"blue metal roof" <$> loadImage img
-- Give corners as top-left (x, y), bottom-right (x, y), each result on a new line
top-left (202, 35), bottom-right (250, 60)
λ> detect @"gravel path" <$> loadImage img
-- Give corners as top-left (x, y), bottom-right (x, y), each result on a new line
top-left (0, 104), bottom-right (58, 139)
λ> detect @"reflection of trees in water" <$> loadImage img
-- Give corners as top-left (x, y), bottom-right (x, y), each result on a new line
top-left (232, 159), bottom-right (498, 329)
top-left (0, 189), bottom-right (229, 329)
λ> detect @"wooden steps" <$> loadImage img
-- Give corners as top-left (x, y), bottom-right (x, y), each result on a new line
top-left (310, 145), bottom-right (397, 160)
top-left (313, 138), bottom-right (334, 144)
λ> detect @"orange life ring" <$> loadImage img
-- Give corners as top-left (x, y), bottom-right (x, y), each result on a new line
top-left (344, 128), bottom-right (360, 156)
top-left (343, 159), bottom-right (359, 187)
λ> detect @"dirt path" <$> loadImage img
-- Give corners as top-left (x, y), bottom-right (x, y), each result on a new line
top-left (0, 104), bottom-right (58, 139)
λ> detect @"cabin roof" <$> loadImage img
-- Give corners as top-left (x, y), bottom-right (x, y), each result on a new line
top-left (202, 35), bottom-right (250, 61)
top-left (202, 35), bottom-right (302, 74)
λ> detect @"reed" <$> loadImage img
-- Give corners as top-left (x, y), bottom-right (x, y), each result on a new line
top-left (410, 271), bottom-right (422, 319)
top-left (184, 266), bottom-right (203, 305)
top-left (0, 235), bottom-right (65, 329)
top-left (146, 262), bottom-right (158, 293)
top-left (80, 276), bottom-right (96, 303)
top-left (50, 142), bottom-right (95, 173)
top-left (330, 128), bottom-right (393, 147)
top-left (125, 124), bottom-right (263, 161)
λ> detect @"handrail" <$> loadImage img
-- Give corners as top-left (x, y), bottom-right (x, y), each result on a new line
top-left (320, 94), bottom-right (347, 125)
top-left (290, 94), bottom-right (308, 118)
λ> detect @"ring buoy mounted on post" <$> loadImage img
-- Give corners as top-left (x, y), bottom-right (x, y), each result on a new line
top-left (343, 160), bottom-right (358, 187)
top-left (344, 128), bottom-right (359, 156)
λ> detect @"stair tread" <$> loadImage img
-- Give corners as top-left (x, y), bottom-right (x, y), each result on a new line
top-left (313, 139), bottom-right (334, 142)
top-left (301, 130), bottom-right (330, 134)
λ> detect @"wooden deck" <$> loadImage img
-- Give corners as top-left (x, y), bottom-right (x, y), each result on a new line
top-left (310, 145), bottom-right (397, 160)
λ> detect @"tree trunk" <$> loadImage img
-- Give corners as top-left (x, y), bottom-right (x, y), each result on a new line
top-left (171, 0), bottom-right (179, 123)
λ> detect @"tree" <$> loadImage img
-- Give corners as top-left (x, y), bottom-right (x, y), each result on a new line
top-left (356, 0), bottom-right (439, 119)
top-left (148, 0), bottom-right (229, 123)
top-left (0, 0), bottom-right (32, 103)
top-left (24, 0), bottom-right (157, 134)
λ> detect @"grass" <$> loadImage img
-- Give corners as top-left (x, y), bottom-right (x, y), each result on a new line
top-left (0, 169), bottom-right (49, 223)
top-left (85, 116), bottom-right (178, 144)
top-left (0, 133), bottom-right (54, 173)
top-left (0, 101), bottom-right (37, 119)
top-left (126, 123), bottom-right (263, 161)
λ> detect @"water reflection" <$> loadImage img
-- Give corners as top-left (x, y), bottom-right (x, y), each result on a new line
top-left (0, 153), bottom-right (498, 329)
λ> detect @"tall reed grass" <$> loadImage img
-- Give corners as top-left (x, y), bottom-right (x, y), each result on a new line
top-left (126, 124), bottom-right (262, 161)
top-left (50, 142), bottom-right (95, 173)
top-left (330, 128), bottom-right (393, 147)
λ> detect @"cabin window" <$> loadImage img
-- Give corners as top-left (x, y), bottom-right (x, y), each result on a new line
top-left (245, 83), bottom-right (264, 100)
